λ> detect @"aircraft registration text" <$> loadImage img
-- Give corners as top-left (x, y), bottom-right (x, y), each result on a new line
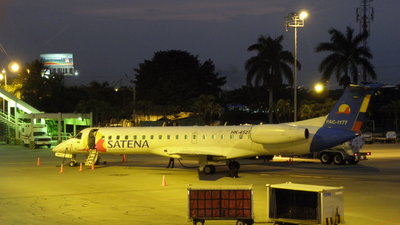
top-left (230, 130), bottom-right (250, 135)
top-left (325, 119), bottom-right (348, 125)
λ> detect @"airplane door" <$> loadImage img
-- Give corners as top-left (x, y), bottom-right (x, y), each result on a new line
top-left (191, 132), bottom-right (198, 144)
top-left (88, 129), bottom-right (98, 149)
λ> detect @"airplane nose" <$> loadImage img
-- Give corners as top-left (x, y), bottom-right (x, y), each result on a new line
top-left (52, 144), bottom-right (60, 152)
top-left (52, 142), bottom-right (66, 153)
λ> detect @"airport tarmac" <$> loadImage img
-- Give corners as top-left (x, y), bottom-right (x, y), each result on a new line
top-left (0, 143), bottom-right (399, 225)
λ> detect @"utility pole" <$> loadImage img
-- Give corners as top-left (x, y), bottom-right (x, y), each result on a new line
top-left (356, 0), bottom-right (374, 82)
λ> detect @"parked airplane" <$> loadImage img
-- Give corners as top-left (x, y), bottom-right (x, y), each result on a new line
top-left (52, 83), bottom-right (382, 175)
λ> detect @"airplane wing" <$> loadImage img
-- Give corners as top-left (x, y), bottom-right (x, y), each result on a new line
top-left (151, 146), bottom-right (256, 160)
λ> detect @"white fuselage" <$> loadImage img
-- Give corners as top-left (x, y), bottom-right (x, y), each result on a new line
top-left (53, 119), bottom-right (324, 161)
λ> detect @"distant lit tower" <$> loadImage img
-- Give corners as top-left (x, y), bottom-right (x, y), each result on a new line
top-left (356, 0), bottom-right (374, 82)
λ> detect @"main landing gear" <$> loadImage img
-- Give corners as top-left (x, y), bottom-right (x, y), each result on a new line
top-left (199, 158), bottom-right (240, 178)
top-left (228, 160), bottom-right (240, 178)
top-left (203, 165), bottom-right (216, 174)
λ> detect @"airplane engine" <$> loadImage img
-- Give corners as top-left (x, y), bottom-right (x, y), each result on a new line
top-left (250, 124), bottom-right (309, 144)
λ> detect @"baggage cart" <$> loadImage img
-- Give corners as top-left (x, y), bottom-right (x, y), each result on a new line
top-left (188, 185), bottom-right (254, 225)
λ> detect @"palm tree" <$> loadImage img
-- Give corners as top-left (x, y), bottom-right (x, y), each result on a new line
top-left (245, 35), bottom-right (299, 123)
top-left (316, 27), bottom-right (376, 87)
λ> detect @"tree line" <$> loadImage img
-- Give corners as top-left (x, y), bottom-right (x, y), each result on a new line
top-left (2, 26), bottom-right (399, 132)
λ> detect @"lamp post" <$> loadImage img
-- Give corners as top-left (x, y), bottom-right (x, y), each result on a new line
top-left (0, 69), bottom-right (7, 87)
top-left (0, 69), bottom-right (6, 113)
top-left (9, 62), bottom-right (20, 73)
top-left (285, 10), bottom-right (308, 121)
top-left (314, 82), bottom-right (325, 94)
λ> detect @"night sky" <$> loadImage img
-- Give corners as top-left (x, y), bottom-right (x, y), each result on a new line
top-left (0, 0), bottom-right (399, 89)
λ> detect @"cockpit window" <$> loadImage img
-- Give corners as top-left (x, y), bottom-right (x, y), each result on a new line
top-left (75, 132), bottom-right (82, 139)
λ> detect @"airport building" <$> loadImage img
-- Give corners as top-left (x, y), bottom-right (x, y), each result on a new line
top-left (0, 87), bottom-right (91, 145)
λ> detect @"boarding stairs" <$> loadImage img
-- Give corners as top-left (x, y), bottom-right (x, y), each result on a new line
top-left (0, 87), bottom-right (42, 140)
top-left (0, 110), bottom-right (18, 127)
top-left (85, 149), bottom-right (99, 166)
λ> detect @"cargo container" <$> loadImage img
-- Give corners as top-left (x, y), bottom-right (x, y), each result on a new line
top-left (267, 182), bottom-right (344, 225)
top-left (187, 185), bottom-right (254, 225)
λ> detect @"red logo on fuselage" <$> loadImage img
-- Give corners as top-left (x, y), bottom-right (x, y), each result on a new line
top-left (95, 139), bottom-right (107, 152)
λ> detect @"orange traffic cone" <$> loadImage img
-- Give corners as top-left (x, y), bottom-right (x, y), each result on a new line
top-left (60, 164), bottom-right (64, 173)
top-left (37, 157), bottom-right (41, 166)
top-left (91, 162), bottom-right (95, 170)
top-left (161, 175), bottom-right (167, 187)
top-left (79, 162), bottom-right (83, 172)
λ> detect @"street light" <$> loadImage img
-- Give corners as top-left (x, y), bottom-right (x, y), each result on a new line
top-left (314, 82), bottom-right (324, 94)
top-left (285, 10), bottom-right (309, 121)
top-left (0, 69), bottom-right (7, 87)
top-left (9, 61), bottom-right (20, 73)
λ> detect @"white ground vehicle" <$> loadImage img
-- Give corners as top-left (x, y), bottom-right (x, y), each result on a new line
top-left (20, 123), bottom-right (52, 149)
top-left (316, 135), bottom-right (368, 165)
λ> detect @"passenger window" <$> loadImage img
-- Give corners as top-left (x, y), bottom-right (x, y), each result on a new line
top-left (221, 135), bottom-right (224, 139)
top-left (212, 135), bottom-right (216, 140)
top-left (175, 135), bottom-right (179, 140)
top-left (133, 135), bottom-right (137, 140)
top-left (193, 134), bottom-right (197, 139)
top-left (167, 135), bottom-right (170, 140)
top-left (116, 135), bottom-right (120, 140)
top-left (159, 135), bottom-right (162, 140)
top-left (184, 135), bottom-right (188, 140)
top-left (108, 136), bottom-right (112, 140)
top-left (150, 135), bottom-right (154, 139)
top-left (230, 135), bottom-right (234, 139)
top-left (125, 135), bottom-right (128, 139)
top-left (142, 135), bottom-right (146, 139)
top-left (239, 134), bottom-right (243, 139)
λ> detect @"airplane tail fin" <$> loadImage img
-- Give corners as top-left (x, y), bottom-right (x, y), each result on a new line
top-left (310, 83), bottom-right (382, 152)
top-left (323, 84), bottom-right (381, 132)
